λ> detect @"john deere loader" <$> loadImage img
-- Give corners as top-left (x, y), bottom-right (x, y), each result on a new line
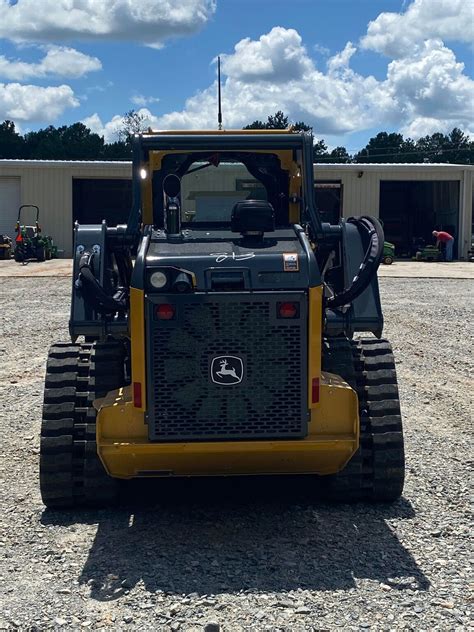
top-left (40, 130), bottom-right (404, 507)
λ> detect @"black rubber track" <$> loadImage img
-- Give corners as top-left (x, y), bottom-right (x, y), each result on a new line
top-left (321, 337), bottom-right (405, 502)
top-left (40, 340), bottom-right (126, 508)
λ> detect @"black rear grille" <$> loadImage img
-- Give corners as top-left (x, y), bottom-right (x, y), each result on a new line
top-left (147, 293), bottom-right (308, 441)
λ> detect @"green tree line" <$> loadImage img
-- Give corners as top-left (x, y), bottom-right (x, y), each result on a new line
top-left (1, 110), bottom-right (472, 164)
top-left (244, 111), bottom-right (474, 164)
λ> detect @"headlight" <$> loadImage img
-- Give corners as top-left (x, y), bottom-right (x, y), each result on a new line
top-left (150, 270), bottom-right (168, 289)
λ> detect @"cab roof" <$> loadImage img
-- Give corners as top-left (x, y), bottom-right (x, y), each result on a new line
top-left (142, 128), bottom-right (297, 136)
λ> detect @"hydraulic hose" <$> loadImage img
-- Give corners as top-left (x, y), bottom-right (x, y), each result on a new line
top-left (78, 251), bottom-right (128, 314)
top-left (326, 215), bottom-right (384, 309)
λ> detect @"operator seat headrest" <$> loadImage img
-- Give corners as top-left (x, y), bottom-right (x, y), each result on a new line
top-left (231, 200), bottom-right (275, 235)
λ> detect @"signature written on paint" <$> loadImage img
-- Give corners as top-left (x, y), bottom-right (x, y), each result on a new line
top-left (209, 252), bottom-right (256, 263)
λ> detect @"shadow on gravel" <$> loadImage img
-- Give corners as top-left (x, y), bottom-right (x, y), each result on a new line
top-left (41, 477), bottom-right (430, 600)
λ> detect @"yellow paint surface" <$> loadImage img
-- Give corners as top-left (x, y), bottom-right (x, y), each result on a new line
top-left (129, 288), bottom-right (146, 410)
top-left (96, 373), bottom-right (359, 479)
top-left (308, 286), bottom-right (323, 408)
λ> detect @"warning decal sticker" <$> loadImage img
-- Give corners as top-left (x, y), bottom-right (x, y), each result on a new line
top-left (283, 253), bottom-right (299, 272)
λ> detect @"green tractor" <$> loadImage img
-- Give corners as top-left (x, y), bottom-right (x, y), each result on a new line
top-left (0, 234), bottom-right (12, 260)
top-left (14, 205), bottom-right (56, 263)
top-left (415, 245), bottom-right (442, 262)
top-left (382, 241), bottom-right (395, 265)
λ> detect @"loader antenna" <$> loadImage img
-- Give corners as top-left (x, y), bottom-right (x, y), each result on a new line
top-left (217, 56), bottom-right (223, 130)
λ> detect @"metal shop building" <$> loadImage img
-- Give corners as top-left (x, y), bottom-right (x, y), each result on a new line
top-left (0, 160), bottom-right (472, 258)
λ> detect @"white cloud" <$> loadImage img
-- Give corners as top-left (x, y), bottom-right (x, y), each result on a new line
top-left (148, 30), bottom-right (398, 135)
top-left (83, 24), bottom-right (473, 142)
top-left (131, 94), bottom-right (161, 107)
top-left (0, 0), bottom-right (216, 47)
top-left (0, 83), bottom-right (79, 121)
top-left (387, 40), bottom-right (474, 137)
top-left (81, 113), bottom-right (124, 141)
top-left (0, 46), bottom-right (102, 80)
top-left (86, 81), bottom-right (114, 94)
top-left (39, 46), bottom-right (101, 78)
top-left (313, 43), bottom-right (330, 57)
top-left (326, 41), bottom-right (357, 75)
top-left (81, 113), bottom-right (108, 136)
top-left (402, 116), bottom-right (474, 139)
top-left (82, 108), bottom-right (161, 142)
top-left (361, 0), bottom-right (473, 57)
top-left (221, 27), bottom-right (313, 83)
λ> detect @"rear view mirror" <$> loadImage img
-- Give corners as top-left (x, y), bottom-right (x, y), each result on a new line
top-left (163, 174), bottom-right (181, 198)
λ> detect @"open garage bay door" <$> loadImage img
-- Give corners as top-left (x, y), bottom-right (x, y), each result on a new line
top-left (380, 180), bottom-right (460, 258)
top-left (314, 181), bottom-right (343, 224)
top-left (0, 177), bottom-right (20, 238)
top-left (73, 178), bottom-right (132, 226)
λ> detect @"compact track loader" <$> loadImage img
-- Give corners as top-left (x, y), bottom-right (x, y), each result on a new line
top-left (40, 130), bottom-right (404, 507)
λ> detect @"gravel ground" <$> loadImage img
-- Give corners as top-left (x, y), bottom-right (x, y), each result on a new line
top-left (0, 277), bottom-right (472, 631)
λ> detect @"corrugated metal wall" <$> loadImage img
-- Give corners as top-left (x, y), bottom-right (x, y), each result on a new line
top-left (0, 161), bottom-right (472, 258)
top-left (314, 165), bottom-right (472, 257)
top-left (0, 162), bottom-right (131, 256)
top-left (314, 166), bottom-right (466, 217)
top-left (0, 177), bottom-right (21, 237)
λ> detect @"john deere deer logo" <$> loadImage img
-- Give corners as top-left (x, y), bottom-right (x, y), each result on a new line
top-left (210, 356), bottom-right (244, 385)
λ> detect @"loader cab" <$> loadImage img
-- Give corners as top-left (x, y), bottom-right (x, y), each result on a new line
top-left (132, 141), bottom-right (321, 299)
top-left (140, 147), bottom-right (305, 232)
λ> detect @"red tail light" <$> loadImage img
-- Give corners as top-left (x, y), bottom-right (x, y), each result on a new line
top-left (312, 378), bottom-right (320, 404)
top-left (156, 304), bottom-right (175, 320)
top-left (278, 302), bottom-right (298, 318)
top-left (133, 382), bottom-right (142, 408)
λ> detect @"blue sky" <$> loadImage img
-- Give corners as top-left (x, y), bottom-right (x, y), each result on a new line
top-left (0, 0), bottom-right (472, 150)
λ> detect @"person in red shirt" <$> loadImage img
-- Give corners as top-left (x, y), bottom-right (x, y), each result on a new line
top-left (432, 230), bottom-right (455, 261)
